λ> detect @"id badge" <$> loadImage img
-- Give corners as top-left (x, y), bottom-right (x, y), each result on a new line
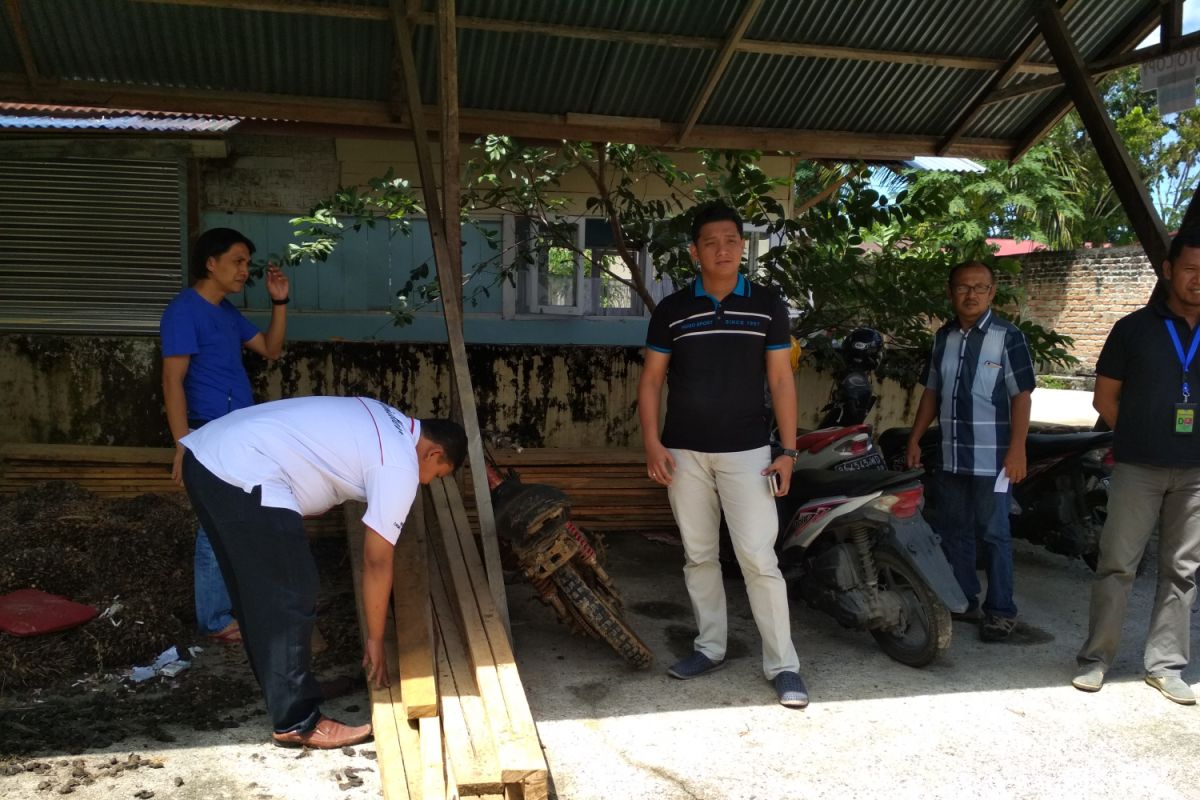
top-left (1175, 403), bottom-right (1196, 434)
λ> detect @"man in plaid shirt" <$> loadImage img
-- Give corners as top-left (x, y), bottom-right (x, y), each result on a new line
top-left (905, 261), bottom-right (1036, 642)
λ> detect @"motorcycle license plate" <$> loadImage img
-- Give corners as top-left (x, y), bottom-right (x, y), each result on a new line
top-left (833, 452), bottom-right (886, 472)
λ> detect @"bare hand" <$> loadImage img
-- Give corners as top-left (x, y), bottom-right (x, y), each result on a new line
top-left (645, 443), bottom-right (676, 487)
top-left (171, 445), bottom-right (185, 486)
top-left (905, 439), bottom-right (923, 470)
top-left (763, 455), bottom-right (793, 497)
top-left (1003, 448), bottom-right (1027, 484)
top-left (265, 262), bottom-right (290, 301)
top-left (362, 638), bottom-right (389, 689)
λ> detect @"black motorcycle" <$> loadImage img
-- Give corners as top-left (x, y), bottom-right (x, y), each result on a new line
top-left (807, 326), bottom-right (1114, 569)
top-left (877, 425), bottom-right (1113, 570)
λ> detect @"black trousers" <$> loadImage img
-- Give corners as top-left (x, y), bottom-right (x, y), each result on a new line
top-left (182, 450), bottom-right (324, 733)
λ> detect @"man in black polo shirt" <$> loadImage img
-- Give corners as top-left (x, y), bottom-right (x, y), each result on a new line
top-left (1073, 229), bottom-right (1200, 705)
top-left (638, 201), bottom-right (807, 709)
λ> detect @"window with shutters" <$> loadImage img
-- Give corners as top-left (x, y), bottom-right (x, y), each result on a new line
top-left (0, 158), bottom-right (184, 334)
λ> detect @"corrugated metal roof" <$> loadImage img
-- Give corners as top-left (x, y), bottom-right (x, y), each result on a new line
top-left (0, 0), bottom-right (1168, 160)
top-left (0, 103), bottom-right (239, 133)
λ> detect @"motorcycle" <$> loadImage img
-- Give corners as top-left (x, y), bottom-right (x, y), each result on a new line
top-left (775, 463), bottom-right (968, 667)
top-left (800, 326), bottom-right (1115, 570)
top-left (485, 452), bottom-right (655, 669)
top-left (877, 425), bottom-right (1113, 570)
top-left (787, 328), bottom-right (889, 473)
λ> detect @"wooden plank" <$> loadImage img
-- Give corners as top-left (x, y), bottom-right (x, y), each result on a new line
top-left (427, 492), bottom-right (504, 797)
top-left (431, 595), bottom-right (503, 794)
top-left (0, 443), bottom-right (174, 464)
top-left (427, 480), bottom-right (547, 797)
top-left (393, 493), bottom-right (438, 719)
top-left (391, 2), bottom-right (510, 634)
top-left (419, 715), bottom-right (446, 800)
top-left (345, 501), bottom-right (420, 800)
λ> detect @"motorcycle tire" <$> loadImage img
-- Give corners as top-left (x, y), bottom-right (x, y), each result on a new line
top-left (551, 563), bottom-right (655, 670)
top-left (869, 547), bottom-right (952, 668)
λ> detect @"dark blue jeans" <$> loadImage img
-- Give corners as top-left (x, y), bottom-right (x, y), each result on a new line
top-left (182, 450), bottom-right (323, 734)
top-left (932, 471), bottom-right (1018, 619)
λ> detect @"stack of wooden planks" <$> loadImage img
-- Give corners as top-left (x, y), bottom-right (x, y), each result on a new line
top-left (0, 443), bottom-right (347, 537)
top-left (464, 447), bottom-right (674, 535)
top-left (1, 443), bottom-right (677, 537)
top-left (0, 443), bottom-right (176, 497)
top-left (343, 476), bottom-right (548, 800)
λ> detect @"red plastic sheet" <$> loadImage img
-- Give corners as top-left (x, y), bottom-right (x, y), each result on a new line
top-left (0, 588), bottom-right (98, 637)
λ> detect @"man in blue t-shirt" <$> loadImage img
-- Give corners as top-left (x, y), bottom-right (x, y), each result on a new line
top-left (160, 227), bottom-right (289, 641)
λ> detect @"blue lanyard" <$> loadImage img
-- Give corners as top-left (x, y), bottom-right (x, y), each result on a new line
top-left (1164, 319), bottom-right (1200, 402)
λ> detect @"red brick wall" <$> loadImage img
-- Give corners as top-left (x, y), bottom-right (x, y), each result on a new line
top-left (1015, 246), bottom-right (1158, 374)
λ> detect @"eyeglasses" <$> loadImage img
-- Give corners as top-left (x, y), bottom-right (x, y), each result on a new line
top-left (951, 283), bottom-right (993, 296)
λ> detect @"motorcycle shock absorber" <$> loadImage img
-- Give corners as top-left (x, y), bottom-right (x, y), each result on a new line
top-left (564, 520), bottom-right (597, 564)
top-left (850, 523), bottom-right (883, 615)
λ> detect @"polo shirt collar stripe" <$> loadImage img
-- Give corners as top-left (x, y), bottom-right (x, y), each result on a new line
top-left (693, 273), bottom-right (750, 301)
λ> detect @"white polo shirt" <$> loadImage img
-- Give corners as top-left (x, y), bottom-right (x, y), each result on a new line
top-left (181, 395), bottom-right (421, 544)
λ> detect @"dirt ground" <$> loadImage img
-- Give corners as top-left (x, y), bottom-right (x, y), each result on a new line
top-left (0, 482), bottom-right (376, 800)
top-left (4, 481), bottom-right (1200, 800)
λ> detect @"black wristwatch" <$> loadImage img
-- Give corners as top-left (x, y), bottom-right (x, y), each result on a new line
top-left (781, 448), bottom-right (799, 461)
top-left (271, 296), bottom-right (290, 306)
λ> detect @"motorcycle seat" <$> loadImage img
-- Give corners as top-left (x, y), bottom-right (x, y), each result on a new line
top-left (786, 468), bottom-right (923, 504)
top-left (1025, 430), bottom-right (1112, 461)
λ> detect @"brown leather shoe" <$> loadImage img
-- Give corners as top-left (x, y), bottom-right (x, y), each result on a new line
top-left (271, 716), bottom-right (372, 749)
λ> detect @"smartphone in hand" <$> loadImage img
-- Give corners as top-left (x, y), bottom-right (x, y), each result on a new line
top-left (767, 471), bottom-right (781, 495)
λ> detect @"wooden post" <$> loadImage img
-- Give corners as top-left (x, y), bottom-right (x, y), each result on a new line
top-left (388, 0), bottom-right (510, 633)
top-left (1034, 0), bottom-right (1171, 274)
top-left (439, 0), bottom-right (462, 311)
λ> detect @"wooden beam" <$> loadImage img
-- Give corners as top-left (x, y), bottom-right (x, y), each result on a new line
top-left (982, 29), bottom-right (1200, 108)
top-left (3, 0), bottom-right (40, 92)
top-left (938, 0), bottom-right (1079, 155)
top-left (126, 0), bottom-right (390, 20)
top-left (678, 0), bottom-right (762, 144)
top-left (0, 72), bottom-right (1015, 159)
top-left (1034, 0), bottom-right (1169, 271)
top-left (735, 37), bottom-right (1057, 74)
top-left (1162, 0), bottom-right (1183, 52)
top-left (1011, 6), bottom-right (1165, 161)
top-left (438, 0), bottom-right (462, 310)
top-left (345, 501), bottom-right (422, 800)
top-left (389, 1), bottom-right (510, 633)
top-left (427, 478), bottom-right (548, 799)
top-left (392, 494), bottom-right (438, 719)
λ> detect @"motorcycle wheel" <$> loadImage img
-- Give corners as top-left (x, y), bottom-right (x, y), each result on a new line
top-left (551, 563), bottom-right (655, 670)
top-left (869, 548), bottom-right (952, 668)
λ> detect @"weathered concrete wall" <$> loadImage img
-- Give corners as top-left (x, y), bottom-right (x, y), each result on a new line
top-left (1016, 246), bottom-right (1157, 374)
top-left (1, 334), bottom-right (920, 449)
top-left (202, 134), bottom-right (797, 217)
top-left (0, 335), bottom-right (643, 448)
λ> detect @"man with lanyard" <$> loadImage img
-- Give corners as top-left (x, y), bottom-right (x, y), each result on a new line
top-left (1073, 229), bottom-right (1200, 704)
top-left (160, 228), bottom-right (289, 643)
top-left (639, 201), bottom-right (807, 709)
top-left (905, 260), bottom-right (1035, 642)
top-left (180, 396), bottom-right (467, 747)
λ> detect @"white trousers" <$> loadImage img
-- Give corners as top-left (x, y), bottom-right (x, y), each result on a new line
top-left (668, 446), bottom-right (800, 679)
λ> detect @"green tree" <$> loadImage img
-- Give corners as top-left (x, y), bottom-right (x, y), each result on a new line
top-left (282, 142), bottom-right (1078, 383)
top-left (892, 67), bottom-right (1200, 248)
